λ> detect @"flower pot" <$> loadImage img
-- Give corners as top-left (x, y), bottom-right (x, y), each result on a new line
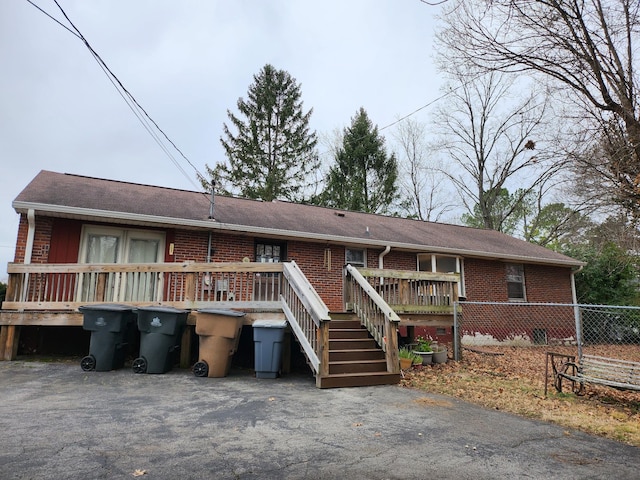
top-left (432, 346), bottom-right (448, 364)
top-left (399, 357), bottom-right (413, 370)
top-left (414, 351), bottom-right (433, 365)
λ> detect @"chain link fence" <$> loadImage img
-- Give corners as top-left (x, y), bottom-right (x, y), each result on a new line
top-left (453, 301), bottom-right (640, 361)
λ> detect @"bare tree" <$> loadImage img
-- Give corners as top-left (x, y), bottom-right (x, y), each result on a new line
top-left (392, 118), bottom-right (454, 221)
top-left (437, 0), bottom-right (640, 214)
top-left (433, 66), bottom-right (564, 232)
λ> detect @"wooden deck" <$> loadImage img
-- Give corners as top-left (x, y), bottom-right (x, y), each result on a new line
top-left (1, 261), bottom-right (458, 387)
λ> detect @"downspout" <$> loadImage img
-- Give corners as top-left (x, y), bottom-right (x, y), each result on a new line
top-left (378, 245), bottom-right (391, 285)
top-left (571, 265), bottom-right (585, 360)
top-left (24, 209), bottom-right (36, 264)
top-left (20, 209), bottom-right (36, 305)
top-left (378, 245), bottom-right (391, 269)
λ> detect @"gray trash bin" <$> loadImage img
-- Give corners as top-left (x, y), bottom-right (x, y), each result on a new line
top-left (193, 308), bottom-right (245, 378)
top-left (132, 306), bottom-right (189, 374)
top-left (253, 320), bottom-right (287, 379)
top-left (79, 304), bottom-right (136, 372)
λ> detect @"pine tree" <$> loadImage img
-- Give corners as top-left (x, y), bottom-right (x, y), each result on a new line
top-left (318, 108), bottom-right (398, 214)
top-left (207, 64), bottom-right (318, 202)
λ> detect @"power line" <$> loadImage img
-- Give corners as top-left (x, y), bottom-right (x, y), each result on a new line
top-left (28, 0), bottom-right (207, 193)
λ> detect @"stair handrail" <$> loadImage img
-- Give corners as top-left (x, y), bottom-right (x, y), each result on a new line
top-left (345, 264), bottom-right (400, 373)
top-left (281, 261), bottom-right (331, 374)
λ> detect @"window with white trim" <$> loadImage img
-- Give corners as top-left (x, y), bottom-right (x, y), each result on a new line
top-left (345, 248), bottom-right (366, 267)
top-left (80, 226), bottom-right (165, 264)
top-left (506, 263), bottom-right (526, 301)
top-left (78, 226), bottom-right (165, 302)
top-left (417, 254), bottom-right (465, 297)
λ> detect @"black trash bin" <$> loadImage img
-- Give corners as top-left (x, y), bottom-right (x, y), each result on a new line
top-left (253, 320), bottom-right (288, 379)
top-left (193, 308), bottom-right (245, 378)
top-left (79, 304), bottom-right (137, 372)
top-left (132, 306), bottom-right (189, 374)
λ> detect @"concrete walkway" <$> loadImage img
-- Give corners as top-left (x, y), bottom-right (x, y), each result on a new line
top-left (0, 361), bottom-right (638, 479)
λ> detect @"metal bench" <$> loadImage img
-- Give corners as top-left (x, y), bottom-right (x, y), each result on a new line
top-left (547, 352), bottom-right (640, 395)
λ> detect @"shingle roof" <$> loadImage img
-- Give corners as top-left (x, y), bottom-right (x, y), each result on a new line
top-left (13, 170), bottom-right (583, 267)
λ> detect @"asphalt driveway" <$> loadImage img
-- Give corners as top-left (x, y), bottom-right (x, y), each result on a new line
top-left (0, 360), bottom-right (638, 480)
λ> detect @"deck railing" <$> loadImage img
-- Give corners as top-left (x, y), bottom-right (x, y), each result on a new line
top-left (354, 267), bottom-right (460, 314)
top-left (281, 261), bottom-right (331, 379)
top-left (3, 262), bottom-right (284, 311)
top-left (345, 265), bottom-right (400, 374)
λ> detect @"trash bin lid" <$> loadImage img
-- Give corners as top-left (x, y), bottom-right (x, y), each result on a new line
top-left (197, 308), bottom-right (245, 317)
top-left (135, 306), bottom-right (189, 314)
top-left (78, 303), bottom-right (134, 312)
top-left (253, 320), bottom-right (288, 328)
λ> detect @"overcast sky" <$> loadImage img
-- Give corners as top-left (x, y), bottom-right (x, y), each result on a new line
top-left (0, 0), bottom-right (445, 281)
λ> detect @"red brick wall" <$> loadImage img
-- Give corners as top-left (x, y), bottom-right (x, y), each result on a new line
top-left (13, 214), bottom-right (53, 264)
top-left (287, 242), bottom-right (345, 311)
top-left (463, 257), bottom-right (574, 303)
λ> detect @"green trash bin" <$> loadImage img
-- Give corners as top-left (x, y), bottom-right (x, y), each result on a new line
top-left (253, 320), bottom-right (288, 379)
top-left (132, 306), bottom-right (189, 374)
top-left (79, 304), bottom-right (137, 372)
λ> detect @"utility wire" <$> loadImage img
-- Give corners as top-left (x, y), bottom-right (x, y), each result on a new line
top-left (51, 0), bottom-right (202, 187)
top-left (29, 0), bottom-right (476, 201)
top-left (28, 0), bottom-right (207, 193)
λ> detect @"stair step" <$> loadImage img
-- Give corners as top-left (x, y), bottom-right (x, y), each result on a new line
top-left (330, 349), bottom-right (385, 361)
top-left (317, 372), bottom-right (401, 389)
top-left (329, 321), bottom-right (362, 330)
top-left (328, 328), bottom-right (370, 339)
top-left (329, 359), bottom-right (388, 374)
top-left (329, 338), bottom-right (377, 350)
top-left (328, 313), bottom-right (360, 322)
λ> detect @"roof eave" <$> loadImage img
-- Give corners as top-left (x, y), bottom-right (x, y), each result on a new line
top-left (13, 201), bottom-right (585, 268)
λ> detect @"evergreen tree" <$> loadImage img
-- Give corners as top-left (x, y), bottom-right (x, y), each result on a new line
top-left (318, 108), bottom-right (398, 214)
top-left (205, 64), bottom-right (318, 202)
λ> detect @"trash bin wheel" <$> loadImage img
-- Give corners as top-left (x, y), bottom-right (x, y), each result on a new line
top-left (132, 357), bottom-right (147, 374)
top-left (80, 355), bottom-right (96, 371)
top-left (193, 361), bottom-right (209, 377)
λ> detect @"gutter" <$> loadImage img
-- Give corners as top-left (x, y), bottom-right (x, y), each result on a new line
top-left (13, 201), bottom-right (586, 269)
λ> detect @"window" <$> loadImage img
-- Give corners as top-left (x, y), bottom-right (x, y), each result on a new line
top-left (506, 263), bottom-right (526, 300)
top-left (78, 226), bottom-right (165, 302)
top-left (255, 241), bottom-right (285, 263)
top-left (417, 254), bottom-right (465, 297)
top-left (346, 248), bottom-right (366, 267)
top-left (418, 254), bottom-right (460, 274)
top-left (80, 226), bottom-right (164, 264)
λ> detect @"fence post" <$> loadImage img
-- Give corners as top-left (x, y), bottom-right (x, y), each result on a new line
top-left (453, 301), bottom-right (461, 361)
top-left (574, 304), bottom-right (583, 361)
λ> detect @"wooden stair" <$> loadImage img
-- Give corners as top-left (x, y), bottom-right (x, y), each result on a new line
top-left (316, 314), bottom-right (400, 389)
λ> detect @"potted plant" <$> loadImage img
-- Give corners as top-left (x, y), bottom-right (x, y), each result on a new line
top-left (412, 337), bottom-right (433, 365)
top-left (412, 352), bottom-right (423, 366)
top-left (432, 343), bottom-right (448, 364)
top-left (399, 347), bottom-right (414, 370)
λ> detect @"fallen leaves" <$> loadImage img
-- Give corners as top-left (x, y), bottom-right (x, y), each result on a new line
top-left (132, 469), bottom-right (147, 477)
top-left (401, 344), bottom-right (640, 446)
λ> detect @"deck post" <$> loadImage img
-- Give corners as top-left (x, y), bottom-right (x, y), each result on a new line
top-left (184, 273), bottom-right (196, 302)
top-left (316, 321), bottom-right (330, 386)
top-left (180, 325), bottom-right (193, 369)
top-left (1, 325), bottom-right (21, 361)
top-left (385, 320), bottom-right (400, 373)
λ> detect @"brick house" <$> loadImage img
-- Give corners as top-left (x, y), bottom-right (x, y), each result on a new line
top-left (0, 170), bottom-right (584, 387)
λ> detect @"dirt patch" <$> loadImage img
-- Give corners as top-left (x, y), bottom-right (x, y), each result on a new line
top-left (400, 345), bottom-right (640, 446)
